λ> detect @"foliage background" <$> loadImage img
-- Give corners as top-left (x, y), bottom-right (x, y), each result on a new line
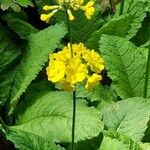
top-left (0, 0), bottom-right (150, 149)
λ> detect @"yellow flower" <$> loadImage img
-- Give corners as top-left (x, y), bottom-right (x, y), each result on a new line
top-left (83, 50), bottom-right (105, 73)
top-left (66, 57), bottom-right (88, 84)
top-left (80, 1), bottom-right (95, 19)
top-left (60, 80), bottom-right (75, 91)
top-left (41, 0), bottom-right (95, 23)
top-left (40, 10), bottom-right (57, 23)
top-left (46, 61), bottom-right (65, 82)
top-left (46, 43), bottom-right (105, 91)
top-left (85, 74), bottom-right (102, 91)
top-left (43, 5), bottom-right (60, 11)
top-left (67, 9), bottom-right (75, 21)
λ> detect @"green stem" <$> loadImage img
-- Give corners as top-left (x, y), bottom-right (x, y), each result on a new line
top-left (119, 0), bottom-right (125, 15)
top-left (65, 9), bottom-right (76, 150)
top-left (143, 47), bottom-right (150, 98)
top-left (0, 117), bottom-right (7, 131)
top-left (72, 90), bottom-right (76, 150)
top-left (65, 10), bottom-right (73, 58)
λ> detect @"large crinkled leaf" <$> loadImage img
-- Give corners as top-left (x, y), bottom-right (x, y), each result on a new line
top-left (132, 14), bottom-right (150, 46)
top-left (0, 24), bottom-right (21, 106)
top-left (87, 1), bottom-right (146, 50)
top-left (100, 35), bottom-right (146, 99)
top-left (0, 0), bottom-right (33, 11)
top-left (11, 91), bottom-right (103, 143)
top-left (7, 18), bottom-right (38, 39)
top-left (13, 0), bottom-right (33, 7)
top-left (55, 4), bottom-right (103, 43)
top-left (9, 23), bottom-right (67, 115)
top-left (6, 129), bottom-right (64, 150)
top-left (100, 131), bottom-right (141, 150)
top-left (101, 97), bottom-right (150, 142)
top-left (76, 84), bottom-right (117, 103)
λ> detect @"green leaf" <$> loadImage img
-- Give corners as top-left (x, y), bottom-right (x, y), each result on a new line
top-left (6, 128), bottom-right (64, 150)
top-left (0, 24), bottom-right (20, 105)
top-left (132, 15), bottom-right (150, 46)
top-left (7, 18), bottom-right (38, 39)
top-left (140, 143), bottom-right (150, 150)
top-left (77, 84), bottom-right (117, 103)
top-left (9, 23), bottom-right (67, 115)
top-left (55, 4), bottom-right (104, 43)
top-left (100, 131), bottom-right (141, 150)
top-left (0, 0), bottom-right (33, 10)
top-left (70, 7), bottom-right (104, 43)
top-left (87, 1), bottom-right (146, 50)
top-left (100, 35), bottom-right (146, 99)
top-left (13, 0), bottom-right (33, 7)
top-left (101, 97), bottom-right (150, 142)
top-left (11, 91), bottom-right (103, 143)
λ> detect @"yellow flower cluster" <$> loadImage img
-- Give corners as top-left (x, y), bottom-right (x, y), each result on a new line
top-left (46, 43), bottom-right (105, 91)
top-left (40, 0), bottom-right (95, 23)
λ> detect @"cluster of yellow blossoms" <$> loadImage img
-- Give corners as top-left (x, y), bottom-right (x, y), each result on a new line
top-left (41, 0), bottom-right (95, 23)
top-left (46, 43), bottom-right (105, 91)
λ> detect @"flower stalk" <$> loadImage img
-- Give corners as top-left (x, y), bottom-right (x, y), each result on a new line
top-left (143, 46), bottom-right (150, 98)
top-left (66, 8), bottom-right (76, 150)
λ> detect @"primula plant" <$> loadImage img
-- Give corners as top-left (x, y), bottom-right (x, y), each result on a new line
top-left (0, 0), bottom-right (150, 150)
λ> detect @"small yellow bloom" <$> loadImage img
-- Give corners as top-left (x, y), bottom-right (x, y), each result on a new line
top-left (46, 61), bottom-right (65, 82)
top-left (80, 1), bottom-right (95, 19)
top-left (40, 11), bottom-right (56, 23)
top-left (43, 5), bottom-right (60, 11)
top-left (85, 74), bottom-right (102, 91)
top-left (67, 9), bottom-right (75, 21)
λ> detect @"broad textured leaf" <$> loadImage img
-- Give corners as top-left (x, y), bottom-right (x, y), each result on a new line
top-left (132, 15), bottom-right (150, 46)
top-left (100, 131), bottom-right (141, 150)
top-left (0, 24), bottom-right (20, 105)
top-left (6, 129), bottom-right (64, 150)
top-left (0, 0), bottom-right (33, 10)
top-left (70, 7), bottom-right (104, 43)
top-left (101, 97), bottom-right (150, 142)
top-left (100, 35), bottom-right (146, 98)
top-left (55, 5), bottom-right (104, 43)
top-left (9, 23), bottom-right (67, 115)
top-left (13, 0), bottom-right (33, 7)
top-left (77, 84), bottom-right (117, 102)
top-left (87, 1), bottom-right (146, 49)
top-left (7, 18), bottom-right (38, 39)
top-left (12, 91), bottom-right (103, 143)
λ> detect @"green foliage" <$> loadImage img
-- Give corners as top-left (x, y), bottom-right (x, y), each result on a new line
top-left (87, 1), bottom-right (147, 49)
top-left (7, 18), bottom-right (38, 39)
top-left (101, 97), bottom-right (150, 142)
top-left (0, 0), bottom-right (150, 149)
top-left (100, 35), bottom-right (147, 99)
top-left (0, 0), bottom-right (33, 11)
top-left (9, 23), bottom-right (67, 115)
top-left (0, 25), bottom-right (21, 106)
top-left (11, 91), bottom-right (103, 143)
top-left (6, 128), bottom-right (64, 150)
top-left (100, 131), bottom-right (141, 150)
